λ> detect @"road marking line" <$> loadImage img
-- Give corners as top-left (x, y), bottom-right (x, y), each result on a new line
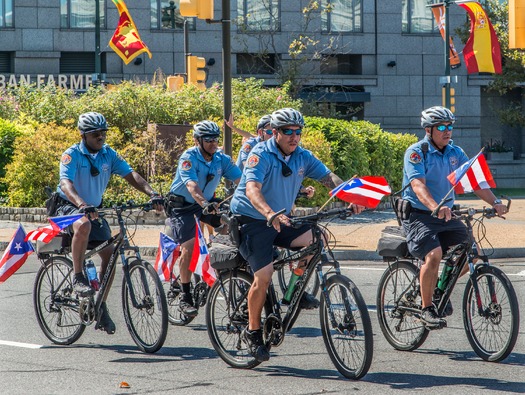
top-left (508, 271), bottom-right (525, 276)
top-left (340, 267), bottom-right (384, 271)
top-left (0, 340), bottom-right (43, 349)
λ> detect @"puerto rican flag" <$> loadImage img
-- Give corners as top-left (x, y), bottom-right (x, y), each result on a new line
top-left (330, 176), bottom-right (391, 208)
top-left (188, 219), bottom-right (216, 287)
top-left (447, 151), bottom-right (495, 194)
top-left (25, 214), bottom-right (84, 243)
top-left (154, 233), bottom-right (179, 282)
top-left (0, 224), bottom-right (34, 283)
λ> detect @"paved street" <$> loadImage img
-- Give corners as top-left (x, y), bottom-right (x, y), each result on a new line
top-left (0, 256), bottom-right (524, 394)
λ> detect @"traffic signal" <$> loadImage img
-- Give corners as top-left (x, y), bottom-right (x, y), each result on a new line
top-left (509, 0), bottom-right (525, 49)
top-left (167, 75), bottom-right (185, 91)
top-left (449, 87), bottom-right (456, 113)
top-left (187, 55), bottom-right (207, 90)
top-left (179, 0), bottom-right (214, 20)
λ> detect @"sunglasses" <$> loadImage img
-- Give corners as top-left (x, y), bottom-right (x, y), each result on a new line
top-left (281, 161), bottom-right (292, 177)
top-left (281, 128), bottom-right (302, 136)
top-left (86, 130), bottom-right (107, 138)
top-left (203, 137), bottom-right (219, 143)
top-left (264, 129), bottom-right (273, 135)
top-left (435, 125), bottom-right (453, 132)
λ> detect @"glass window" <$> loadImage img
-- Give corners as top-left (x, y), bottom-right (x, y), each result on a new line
top-left (60, 52), bottom-right (107, 74)
top-left (0, 0), bottom-right (13, 27)
top-left (151, 0), bottom-right (195, 30)
top-left (236, 53), bottom-right (276, 74)
top-left (322, 0), bottom-right (361, 33)
top-left (61, 0), bottom-right (105, 29)
top-left (320, 54), bottom-right (362, 75)
top-left (402, 0), bottom-right (438, 33)
top-left (237, 0), bottom-right (279, 32)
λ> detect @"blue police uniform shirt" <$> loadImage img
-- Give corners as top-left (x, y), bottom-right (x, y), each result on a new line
top-left (169, 146), bottom-right (241, 203)
top-left (402, 135), bottom-right (468, 210)
top-left (231, 137), bottom-right (331, 219)
top-left (236, 136), bottom-right (262, 171)
top-left (57, 141), bottom-right (133, 207)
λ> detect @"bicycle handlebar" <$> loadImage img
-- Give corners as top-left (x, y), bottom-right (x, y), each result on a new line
top-left (266, 206), bottom-right (354, 228)
top-left (451, 197), bottom-right (511, 220)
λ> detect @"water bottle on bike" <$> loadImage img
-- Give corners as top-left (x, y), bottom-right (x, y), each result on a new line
top-left (85, 259), bottom-right (100, 291)
top-left (282, 263), bottom-right (303, 304)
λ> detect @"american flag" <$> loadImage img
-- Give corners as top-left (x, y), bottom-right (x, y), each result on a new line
top-left (188, 219), bottom-right (216, 287)
top-left (330, 176), bottom-right (392, 208)
top-left (25, 214), bottom-right (84, 243)
top-left (153, 232), bottom-right (179, 282)
top-left (0, 224), bottom-right (34, 283)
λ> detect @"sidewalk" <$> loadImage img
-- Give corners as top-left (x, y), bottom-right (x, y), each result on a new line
top-left (1, 199), bottom-right (524, 260)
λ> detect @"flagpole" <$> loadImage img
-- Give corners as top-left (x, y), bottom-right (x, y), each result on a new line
top-left (317, 174), bottom-right (357, 213)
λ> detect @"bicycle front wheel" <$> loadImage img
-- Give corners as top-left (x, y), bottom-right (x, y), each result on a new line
top-left (463, 265), bottom-right (520, 362)
top-left (122, 259), bottom-right (168, 353)
top-left (376, 260), bottom-right (429, 351)
top-left (320, 274), bottom-right (373, 380)
top-left (33, 256), bottom-right (85, 345)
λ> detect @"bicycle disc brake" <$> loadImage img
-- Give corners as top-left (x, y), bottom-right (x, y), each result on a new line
top-left (79, 297), bottom-right (95, 325)
top-left (263, 313), bottom-right (284, 347)
top-left (194, 282), bottom-right (209, 307)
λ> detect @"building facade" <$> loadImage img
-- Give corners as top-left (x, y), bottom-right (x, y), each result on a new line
top-left (0, 0), bottom-right (523, 185)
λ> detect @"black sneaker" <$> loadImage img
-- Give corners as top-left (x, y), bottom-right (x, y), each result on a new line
top-left (299, 292), bottom-right (320, 310)
top-left (421, 306), bottom-right (447, 329)
top-left (73, 275), bottom-right (94, 297)
top-left (179, 292), bottom-right (198, 317)
top-left (96, 302), bottom-right (116, 334)
top-left (242, 328), bottom-right (270, 362)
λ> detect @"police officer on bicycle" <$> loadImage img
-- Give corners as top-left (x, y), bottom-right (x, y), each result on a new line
top-left (166, 120), bottom-right (241, 317)
top-left (55, 112), bottom-right (164, 334)
top-left (401, 106), bottom-right (508, 329)
top-left (230, 108), bottom-right (364, 362)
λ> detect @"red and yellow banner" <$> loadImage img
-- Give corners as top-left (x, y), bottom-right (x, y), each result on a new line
top-left (430, 4), bottom-right (462, 69)
top-left (109, 0), bottom-right (152, 65)
top-left (457, 1), bottom-right (502, 74)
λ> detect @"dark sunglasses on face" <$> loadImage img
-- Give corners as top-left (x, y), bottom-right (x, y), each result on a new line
top-left (281, 161), bottom-right (292, 177)
top-left (281, 128), bottom-right (302, 136)
top-left (264, 129), bottom-right (273, 135)
top-left (203, 137), bottom-right (219, 143)
top-left (435, 124), bottom-right (453, 132)
top-left (86, 130), bottom-right (107, 138)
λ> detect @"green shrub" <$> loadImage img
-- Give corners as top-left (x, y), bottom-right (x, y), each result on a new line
top-left (0, 119), bottom-right (24, 198)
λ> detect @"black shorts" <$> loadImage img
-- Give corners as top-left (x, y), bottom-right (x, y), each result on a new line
top-left (238, 220), bottom-right (312, 273)
top-left (404, 211), bottom-right (467, 260)
top-left (166, 203), bottom-right (221, 244)
top-left (55, 202), bottom-right (111, 242)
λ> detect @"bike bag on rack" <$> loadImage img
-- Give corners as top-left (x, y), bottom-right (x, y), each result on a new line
top-left (209, 241), bottom-right (243, 270)
top-left (376, 225), bottom-right (409, 258)
top-left (36, 233), bottom-right (71, 256)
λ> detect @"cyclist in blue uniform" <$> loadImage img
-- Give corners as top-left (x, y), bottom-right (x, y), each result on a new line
top-left (166, 120), bottom-right (242, 317)
top-left (402, 106), bottom-right (508, 329)
top-left (234, 114), bottom-right (273, 171)
top-left (230, 108), bottom-right (364, 362)
top-left (55, 112), bottom-right (163, 334)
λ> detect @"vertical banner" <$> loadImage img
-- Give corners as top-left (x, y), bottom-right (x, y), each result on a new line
top-left (457, 1), bottom-right (502, 74)
top-left (431, 4), bottom-right (462, 69)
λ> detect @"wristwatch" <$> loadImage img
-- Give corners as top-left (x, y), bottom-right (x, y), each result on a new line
top-left (493, 198), bottom-right (502, 206)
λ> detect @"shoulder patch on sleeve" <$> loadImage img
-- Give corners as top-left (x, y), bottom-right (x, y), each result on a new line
top-left (61, 153), bottom-right (72, 165)
top-left (181, 160), bottom-right (192, 171)
top-left (409, 151), bottom-right (422, 164)
top-left (242, 143), bottom-right (252, 153)
top-left (246, 154), bottom-right (260, 168)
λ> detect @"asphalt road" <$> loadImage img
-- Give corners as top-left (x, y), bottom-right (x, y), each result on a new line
top-left (0, 256), bottom-right (524, 394)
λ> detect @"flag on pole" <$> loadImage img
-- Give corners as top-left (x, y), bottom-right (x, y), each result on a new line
top-left (189, 219), bottom-right (216, 287)
top-left (0, 224), bottom-right (34, 283)
top-left (457, 1), bottom-right (502, 74)
top-left (329, 176), bottom-right (391, 208)
top-left (154, 233), bottom-right (179, 282)
top-left (109, 0), bottom-right (152, 65)
top-left (447, 152), bottom-right (495, 194)
top-left (25, 214), bottom-right (84, 243)
top-left (430, 4), bottom-right (462, 69)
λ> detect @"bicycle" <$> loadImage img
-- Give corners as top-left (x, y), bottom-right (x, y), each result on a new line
top-left (33, 202), bottom-right (169, 353)
top-left (205, 207), bottom-right (373, 380)
top-left (376, 199), bottom-right (519, 362)
top-left (276, 247), bottom-right (320, 297)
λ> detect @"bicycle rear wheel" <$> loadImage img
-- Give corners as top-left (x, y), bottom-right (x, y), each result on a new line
top-left (33, 256), bottom-right (85, 345)
top-left (206, 270), bottom-right (270, 369)
top-left (376, 260), bottom-right (429, 351)
top-left (122, 259), bottom-right (168, 353)
top-left (320, 274), bottom-right (373, 380)
top-left (463, 265), bottom-right (520, 362)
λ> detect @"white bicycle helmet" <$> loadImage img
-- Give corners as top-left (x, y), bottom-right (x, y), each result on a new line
top-left (78, 112), bottom-right (108, 134)
top-left (270, 108), bottom-right (305, 129)
top-left (420, 106), bottom-right (456, 128)
top-left (193, 120), bottom-right (221, 138)
top-left (256, 114), bottom-right (272, 131)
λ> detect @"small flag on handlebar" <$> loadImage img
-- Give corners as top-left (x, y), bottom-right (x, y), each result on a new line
top-left (447, 152), bottom-right (495, 194)
top-left (25, 214), bottom-right (84, 243)
top-left (329, 176), bottom-right (391, 208)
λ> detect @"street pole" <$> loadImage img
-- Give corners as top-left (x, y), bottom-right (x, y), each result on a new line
top-left (222, 0), bottom-right (232, 157)
top-left (95, 0), bottom-right (101, 84)
top-left (184, 18), bottom-right (189, 76)
top-left (444, 0), bottom-right (451, 108)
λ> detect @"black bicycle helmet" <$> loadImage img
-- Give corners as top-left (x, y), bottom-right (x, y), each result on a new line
top-left (78, 112), bottom-right (108, 134)
top-left (270, 108), bottom-right (305, 129)
top-left (193, 120), bottom-right (221, 138)
top-left (420, 106), bottom-right (456, 128)
top-left (256, 114), bottom-right (272, 131)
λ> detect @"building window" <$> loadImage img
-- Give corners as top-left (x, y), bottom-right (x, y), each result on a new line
top-left (320, 54), bottom-right (362, 75)
top-left (402, 0), bottom-right (437, 33)
top-left (0, 52), bottom-right (12, 72)
top-left (0, 0), bottom-right (13, 27)
top-left (237, 0), bottom-right (279, 32)
top-left (151, 0), bottom-right (195, 30)
top-left (236, 53), bottom-right (276, 74)
top-left (60, 0), bottom-right (105, 29)
top-left (60, 52), bottom-right (107, 74)
top-left (322, 0), bottom-right (361, 33)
